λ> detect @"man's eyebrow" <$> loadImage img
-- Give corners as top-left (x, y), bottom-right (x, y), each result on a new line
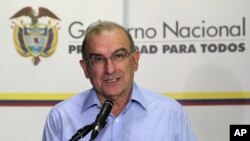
top-left (113, 48), bottom-right (127, 53)
top-left (88, 53), bottom-right (102, 57)
top-left (88, 48), bottom-right (127, 57)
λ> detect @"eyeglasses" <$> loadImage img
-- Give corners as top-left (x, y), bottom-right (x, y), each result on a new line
top-left (87, 48), bottom-right (134, 69)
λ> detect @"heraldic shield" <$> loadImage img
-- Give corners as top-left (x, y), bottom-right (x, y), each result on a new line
top-left (10, 6), bottom-right (60, 65)
top-left (13, 23), bottom-right (58, 65)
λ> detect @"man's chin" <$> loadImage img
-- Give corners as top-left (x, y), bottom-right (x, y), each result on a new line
top-left (103, 88), bottom-right (122, 97)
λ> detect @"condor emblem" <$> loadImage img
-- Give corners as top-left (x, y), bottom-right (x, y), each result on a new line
top-left (10, 7), bottom-right (61, 65)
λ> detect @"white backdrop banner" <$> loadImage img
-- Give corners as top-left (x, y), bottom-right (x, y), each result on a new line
top-left (0, 0), bottom-right (250, 141)
top-left (1, 0), bottom-right (249, 105)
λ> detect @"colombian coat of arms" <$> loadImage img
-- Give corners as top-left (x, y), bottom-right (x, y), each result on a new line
top-left (10, 7), bottom-right (61, 65)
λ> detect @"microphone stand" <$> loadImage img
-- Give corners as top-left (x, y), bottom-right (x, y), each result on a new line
top-left (69, 123), bottom-right (94, 141)
top-left (69, 100), bottom-right (113, 141)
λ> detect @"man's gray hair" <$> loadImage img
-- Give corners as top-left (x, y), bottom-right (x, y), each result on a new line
top-left (81, 21), bottom-right (135, 59)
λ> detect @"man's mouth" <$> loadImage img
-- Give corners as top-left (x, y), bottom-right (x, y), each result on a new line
top-left (105, 78), bottom-right (119, 83)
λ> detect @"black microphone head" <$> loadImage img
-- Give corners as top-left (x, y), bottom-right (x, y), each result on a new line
top-left (103, 99), bottom-right (113, 108)
top-left (98, 100), bottom-right (113, 122)
top-left (90, 99), bottom-right (113, 140)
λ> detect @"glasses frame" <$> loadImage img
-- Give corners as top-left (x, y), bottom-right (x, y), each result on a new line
top-left (87, 48), bottom-right (135, 69)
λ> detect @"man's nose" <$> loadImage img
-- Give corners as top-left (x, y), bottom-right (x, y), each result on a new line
top-left (104, 58), bottom-right (115, 74)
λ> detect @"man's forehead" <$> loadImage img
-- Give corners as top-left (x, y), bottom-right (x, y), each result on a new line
top-left (87, 28), bottom-right (130, 45)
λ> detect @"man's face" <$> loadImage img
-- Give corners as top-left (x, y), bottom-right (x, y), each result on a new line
top-left (80, 28), bottom-right (140, 100)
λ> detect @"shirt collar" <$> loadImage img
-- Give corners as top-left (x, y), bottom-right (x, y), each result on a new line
top-left (81, 82), bottom-right (148, 113)
top-left (82, 89), bottom-right (101, 113)
top-left (130, 82), bottom-right (148, 111)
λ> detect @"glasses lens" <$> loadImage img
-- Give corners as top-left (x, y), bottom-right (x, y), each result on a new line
top-left (88, 49), bottom-right (132, 69)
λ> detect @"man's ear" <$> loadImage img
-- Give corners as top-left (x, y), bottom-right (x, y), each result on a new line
top-left (132, 50), bottom-right (140, 71)
top-left (80, 59), bottom-right (90, 79)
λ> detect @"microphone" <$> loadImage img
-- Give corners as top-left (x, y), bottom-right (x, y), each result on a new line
top-left (90, 99), bottom-right (113, 141)
top-left (69, 124), bottom-right (94, 141)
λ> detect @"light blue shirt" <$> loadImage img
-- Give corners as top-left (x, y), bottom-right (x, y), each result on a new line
top-left (42, 83), bottom-right (196, 141)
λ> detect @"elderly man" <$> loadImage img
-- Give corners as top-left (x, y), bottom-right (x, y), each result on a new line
top-left (42, 21), bottom-right (196, 141)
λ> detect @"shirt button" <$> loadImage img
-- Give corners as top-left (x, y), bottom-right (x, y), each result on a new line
top-left (114, 118), bottom-right (119, 123)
